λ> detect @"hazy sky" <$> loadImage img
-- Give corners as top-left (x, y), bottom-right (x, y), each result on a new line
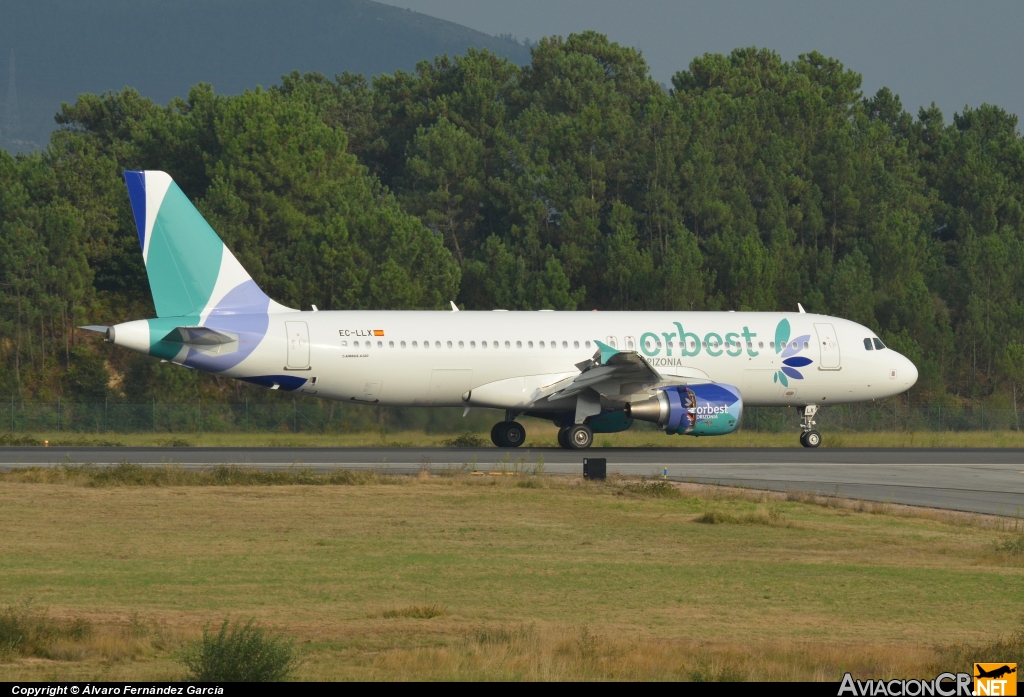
top-left (377, 0), bottom-right (1024, 122)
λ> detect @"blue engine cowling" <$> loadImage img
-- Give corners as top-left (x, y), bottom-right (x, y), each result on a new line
top-left (624, 384), bottom-right (743, 436)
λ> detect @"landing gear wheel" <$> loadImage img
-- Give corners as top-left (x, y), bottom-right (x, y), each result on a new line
top-left (491, 421), bottom-right (526, 448)
top-left (503, 421), bottom-right (526, 448)
top-left (567, 424), bottom-right (594, 450)
top-left (557, 427), bottom-right (571, 449)
top-left (799, 431), bottom-right (808, 447)
top-left (802, 430), bottom-right (821, 448)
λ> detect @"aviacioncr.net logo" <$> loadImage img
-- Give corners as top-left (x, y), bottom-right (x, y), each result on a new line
top-left (774, 318), bottom-right (813, 387)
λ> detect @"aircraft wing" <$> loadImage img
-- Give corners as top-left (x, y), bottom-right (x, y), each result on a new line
top-left (544, 341), bottom-right (665, 401)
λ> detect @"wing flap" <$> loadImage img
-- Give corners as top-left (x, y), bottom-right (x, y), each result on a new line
top-left (547, 340), bottom-right (665, 401)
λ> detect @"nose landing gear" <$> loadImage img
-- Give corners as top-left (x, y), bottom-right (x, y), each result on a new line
top-left (799, 405), bottom-right (821, 448)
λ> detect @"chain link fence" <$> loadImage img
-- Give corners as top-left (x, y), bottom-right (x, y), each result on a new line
top-left (0, 398), bottom-right (1019, 434)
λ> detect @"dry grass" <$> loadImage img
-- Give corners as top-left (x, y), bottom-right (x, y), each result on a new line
top-left (0, 474), bottom-right (1022, 680)
top-left (8, 428), bottom-right (1024, 448)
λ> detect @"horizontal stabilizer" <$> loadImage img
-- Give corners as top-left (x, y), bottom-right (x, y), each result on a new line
top-left (79, 325), bottom-right (111, 334)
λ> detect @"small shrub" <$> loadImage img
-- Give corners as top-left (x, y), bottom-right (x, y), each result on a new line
top-left (181, 618), bottom-right (296, 682)
top-left (0, 603), bottom-right (93, 658)
top-left (0, 434), bottom-right (42, 446)
top-left (621, 480), bottom-right (681, 498)
top-left (939, 625), bottom-right (1024, 671)
top-left (380, 604), bottom-right (448, 619)
top-left (996, 535), bottom-right (1024, 556)
top-left (474, 623), bottom-right (535, 646)
top-left (695, 511), bottom-right (736, 525)
top-left (443, 433), bottom-right (485, 448)
top-left (694, 508), bottom-right (788, 527)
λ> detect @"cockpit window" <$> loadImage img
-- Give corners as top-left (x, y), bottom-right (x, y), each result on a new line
top-left (873, 338), bottom-right (886, 350)
top-left (864, 338), bottom-right (873, 350)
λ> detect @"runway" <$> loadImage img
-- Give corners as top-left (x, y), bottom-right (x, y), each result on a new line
top-left (1, 446), bottom-right (1023, 517)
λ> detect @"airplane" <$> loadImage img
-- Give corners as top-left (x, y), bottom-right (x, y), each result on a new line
top-left (82, 171), bottom-right (918, 449)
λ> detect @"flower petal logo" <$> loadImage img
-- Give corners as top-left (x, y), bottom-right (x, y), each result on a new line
top-left (773, 318), bottom-right (813, 386)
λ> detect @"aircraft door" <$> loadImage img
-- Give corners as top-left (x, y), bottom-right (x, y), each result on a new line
top-left (814, 323), bottom-right (841, 369)
top-left (285, 321), bottom-right (310, 369)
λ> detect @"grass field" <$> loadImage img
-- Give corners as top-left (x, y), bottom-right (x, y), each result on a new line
top-left (6, 427), bottom-right (1024, 448)
top-left (0, 467), bottom-right (1022, 681)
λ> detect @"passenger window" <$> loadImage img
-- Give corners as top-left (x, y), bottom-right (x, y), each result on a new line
top-left (625, 336), bottom-right (636, 350)
top-left (354, 341), bottom-right (359, 348)
top-left (412, 341), bottom-right (418, 348)
top-left (470, 341), bottom-right (476, 348)
top-left (481, 341), bottom-right (487, 349)
top-left (400, 341), bottom-right (406, 348)
top-left (517, 341), bottom-right (522, 348)
top-left (529, 341), bottom-right (534, 348)
top-left (803, 342), bottom-right (809, 349)
top-left (746, 341), bottom-right (752, 349)
top-left (423, 341), bottom-right (429, 349)
top-left (539, 341), bottom-right (545, 348)
top-left (873, 338), bottom-right (886, 350)
top-left (389, 341), bottom-right (394, 348)
top-left (562, 341), bottom-right (568, 348)
top-left (340, 340), bottom-right (348, 346)
top-left (551, 341), bottom-right (557, 349)
top-left (446, 341), bottom-right (452, 348)
top-left (378, 341), bottom-right (383, 348)
top-left (758, 341), bottom-right (763, 349)
top-left (573, 340), bottom-right (579, 349)
top-left (606, 336), bottom-right (618, 348)
top-left (505, 341), bottom-right (511, 349)
top-left (769, 341), bottom-right (775, 348)
top-left (585, 341), bottom-right (591, 348)
top-left (864, 338), bottom-right (873, 350)
top-left (702, 341), bottom-right (708, 348)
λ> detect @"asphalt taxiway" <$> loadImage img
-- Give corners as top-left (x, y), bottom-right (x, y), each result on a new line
top-left (1, 447), bottom-right (1022, 516)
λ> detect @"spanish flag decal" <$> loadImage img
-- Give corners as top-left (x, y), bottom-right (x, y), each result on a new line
top-left (373, 329), bottom-right (385, 336)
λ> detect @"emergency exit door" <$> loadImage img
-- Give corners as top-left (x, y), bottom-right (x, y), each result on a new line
top-left (814, 323), bottom-right (841, 369)
top-left (285, 321), bottom-right (310, 369)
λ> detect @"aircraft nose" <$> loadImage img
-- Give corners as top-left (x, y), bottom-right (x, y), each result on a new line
top-left (903, 355), bottom-right (918, 388)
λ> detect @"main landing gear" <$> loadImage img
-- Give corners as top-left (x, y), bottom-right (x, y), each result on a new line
top-left (491, 413), bottom-right (526, 448)
top-left (557, 423), bottom-right (593, 450)
top-left (799, 405), bottom-right (821, 448)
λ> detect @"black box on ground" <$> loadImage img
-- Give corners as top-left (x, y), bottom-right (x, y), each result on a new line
top-left (583, 458), bottom-right (606, 480)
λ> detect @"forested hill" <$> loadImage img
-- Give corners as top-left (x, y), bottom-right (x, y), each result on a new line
top-left (1, 33), bottom-right (1023, 408)
top-left (0, 0), bottom-right (531, 150)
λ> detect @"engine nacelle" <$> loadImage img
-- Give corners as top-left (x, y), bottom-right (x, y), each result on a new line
top-left (625, 384), bottom-right (742, 436)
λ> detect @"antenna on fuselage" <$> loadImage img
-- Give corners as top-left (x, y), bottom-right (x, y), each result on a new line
top-left (797, 303), bottom-right (806, 313)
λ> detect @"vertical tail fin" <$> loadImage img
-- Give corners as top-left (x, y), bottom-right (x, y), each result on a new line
top-left (123, 170), bottom-right (285, 318)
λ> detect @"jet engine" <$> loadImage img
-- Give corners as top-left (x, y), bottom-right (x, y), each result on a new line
top-left (624, 384), bottom-right (742, 436)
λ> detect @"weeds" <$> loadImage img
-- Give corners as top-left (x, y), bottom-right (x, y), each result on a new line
top-left (380, 604), bottom-right (448, 619)
top-left (0, 603), bottom-right (92, 660)
top-left (995, 535), bottom-right (1024, 556)
top-left (620, 479), bottom-right (681, 498)
top-left (442, 433), bottom-right (486, 448)
top-left (0, 434), bottom-right (42, 446)
top-left (180, 618), bottom-right (296, 682)
top-left (938, 624), bottom-right (1024, 672)
top-left (0, 462), bottom-right (391, 487)
top-left (694, 505), bottom-right (787, 526)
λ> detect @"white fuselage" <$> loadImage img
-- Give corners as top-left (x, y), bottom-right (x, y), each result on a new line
top-left (196, 310), bottom-right (917, 410)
